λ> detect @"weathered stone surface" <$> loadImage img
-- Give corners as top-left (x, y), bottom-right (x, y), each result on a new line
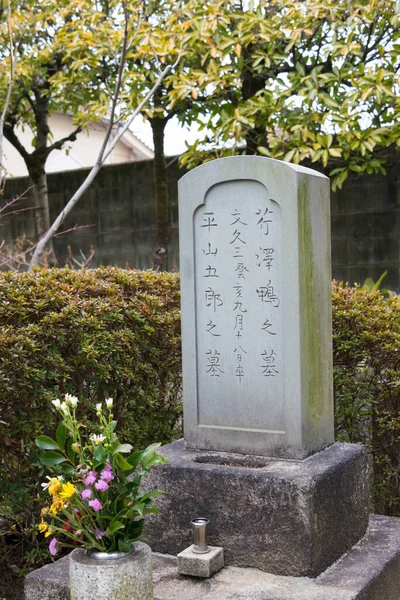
top-left (179, 156), bottom-right (333, 459)
top-left (69, 542), bottom-right (152, 600)
top-left (144, 439), bottom-right (369, 577)
top-left (24, 516), bottom-right (400, 600)
top-left (24, 554), bottom-right (70, 600)
top-left (177, 545), bottom-right (224, 578)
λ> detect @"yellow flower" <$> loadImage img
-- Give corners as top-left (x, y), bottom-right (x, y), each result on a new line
top-left (44, 528), bottom-right (53, 538)
top-left (48, 478), bottom-right (62, 497)
top-left (50, 497), bottom-right (64, 515)
top-left (59, 482), bottom-right (76, 501)
top-left (38, 521), bottom-right (48, 533)
top-left (71, 443), bottom-right (81, 454)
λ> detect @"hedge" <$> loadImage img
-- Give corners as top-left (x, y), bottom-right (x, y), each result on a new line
top-left (0, 267), bottom-right (182, 567)
top-left (0, 270), bottom-right (399, 575)
top-left (332, 281), bottom-right (400, 515)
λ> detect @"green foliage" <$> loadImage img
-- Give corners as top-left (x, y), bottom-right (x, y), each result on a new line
top-left (0, 267), bottom-right (182, 569)
top-left (332, 281), bottom-right (400, 514)
top-left (175, 0), bottom-right (399, 190)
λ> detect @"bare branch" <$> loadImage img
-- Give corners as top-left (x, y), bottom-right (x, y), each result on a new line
top-left (97, 0), bottom-right (130, 165)
top-left (0, 0), bottom-right (15, 191)
top-left (54, 223), bottom-right (95, 237)
top-left (29, 48), bottom-right (182, 270)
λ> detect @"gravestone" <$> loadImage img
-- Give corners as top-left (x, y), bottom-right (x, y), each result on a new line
top-left (144, 157), bottom-right (370, 577)
top-left (179, 156), bottom-right (333, 459)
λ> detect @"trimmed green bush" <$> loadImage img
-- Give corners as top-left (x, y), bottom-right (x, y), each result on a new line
top-left (0, 267), bottom-right (182, 565)
top-left (332, 281), bottom-right (400, 515)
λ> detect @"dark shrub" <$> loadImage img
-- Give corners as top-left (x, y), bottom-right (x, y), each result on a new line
top-left (332, 281), bottom-right (400, 515)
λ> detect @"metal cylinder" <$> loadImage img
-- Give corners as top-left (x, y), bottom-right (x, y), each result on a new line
top-left (191, 517), bottom-right (209, 554)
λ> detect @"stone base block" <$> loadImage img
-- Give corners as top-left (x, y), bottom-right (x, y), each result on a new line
top-left (143, 439), bottom-right (369, 577)
top-left (24, 516), bottom-right (400, 600)
top-left (177, 545), bottom-right (224, 578)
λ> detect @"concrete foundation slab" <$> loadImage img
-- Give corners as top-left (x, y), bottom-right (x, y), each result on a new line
top-left (24, 516), bottom-right (400, 600)
top-left (143, 439), bottom-right (369, 577)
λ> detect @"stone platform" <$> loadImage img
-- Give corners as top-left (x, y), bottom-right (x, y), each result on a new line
top-left (143, 440), bottom-right (369, 577)
top-left (24, 516), bottom-right (400, 600)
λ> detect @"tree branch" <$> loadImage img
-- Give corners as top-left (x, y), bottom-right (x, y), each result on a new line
top-left (0, 0), bottom-right (15, 191)
top-left (28, 50), bottom-right (182, 269)
top-left (3, 122), bottom-right (30, 162)
top-left (45, 127), bottom-right (83, 156)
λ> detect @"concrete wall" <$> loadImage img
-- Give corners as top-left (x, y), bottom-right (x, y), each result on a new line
top-left (331, 163), bottom-right (400, 291)
top-left (2, 160), bottom-right (399, 290)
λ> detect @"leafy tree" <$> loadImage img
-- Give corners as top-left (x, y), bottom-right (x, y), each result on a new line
top-left (124, 0), bottom-right (187, 270)
top-left (0, 0), bottom-right (145, 258)
top-left (173, 0), bottom-right (399, 190)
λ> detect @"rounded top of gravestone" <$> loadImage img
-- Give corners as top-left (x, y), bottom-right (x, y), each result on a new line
top-left (179, 156), bottom-right (329, 185)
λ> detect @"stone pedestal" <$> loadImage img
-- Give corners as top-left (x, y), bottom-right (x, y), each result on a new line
top-left (69, 542), bottom-right (153, 600)
top-left (177, 545), bottom-right (224, 578)
top-left (144, 440), bottom-right (369, 577)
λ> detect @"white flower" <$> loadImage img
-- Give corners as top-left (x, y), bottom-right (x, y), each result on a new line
top-left (90, 434), bottom-right (106, 444)
top-left (40, 475), bottom-right (63, 491)
top-left (65, 394), bottom-right (78, 406)
top-left (52, 399), bottom-right (61, 409)
top-left (96, 403), bottom-right (102, 412)
top-left (60, 402), bottom-right (68, 414)
top-left (105, 398), bottom-right (113, 408)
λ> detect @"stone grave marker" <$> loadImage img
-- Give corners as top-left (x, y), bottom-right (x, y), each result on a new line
top-left (179, 156), bottom-right (333, 458)
top-left (143, 157), bottom-right (371, 578)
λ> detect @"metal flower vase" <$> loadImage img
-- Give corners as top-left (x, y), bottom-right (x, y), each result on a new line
top-left (69, 542), bottom-right (153, 600)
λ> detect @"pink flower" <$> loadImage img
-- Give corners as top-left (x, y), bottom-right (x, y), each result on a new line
top-left (49, 538), bottom-right (58, 556)
top-left (88, 499), bottom-right (102, 511)
top-left (81, 488), bottom-right (92, 500)
top-left (84, 471), bottom-right (98, 486)
top-left (100, 468), bottom-right (114, 483)
top-left (95, 479), bottom-right (109, 492)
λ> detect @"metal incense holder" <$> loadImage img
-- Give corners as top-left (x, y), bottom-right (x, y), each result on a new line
top-left (191, 517), bottom-right (210, 554)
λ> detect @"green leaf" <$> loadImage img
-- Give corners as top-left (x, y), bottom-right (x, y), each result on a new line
top-left (56, 423), bottom-right (66, 450)
top-left (114, 443), bottom-right (133, 455)
top-left (108, 520), bottom-right (125, 534)
top-left (35, 436), bottom-right (60, 450)
top-left (66, 438), bottom-right (75, 463)
top-left (135, 489), bottom-right (165, 503)
top-left (94, 444), bottom-right (106, 462)
top-left (118, 539), bottom-right (132, 553)
top-left (127, 450), bottom-right (143, 470)
top-left (116, 453), bottom-right (134, 471)
top-left (40, 451), bottom-right (68, 466)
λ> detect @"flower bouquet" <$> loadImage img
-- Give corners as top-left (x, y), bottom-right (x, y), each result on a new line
top-left (36, 394), bottom-right (167, 557)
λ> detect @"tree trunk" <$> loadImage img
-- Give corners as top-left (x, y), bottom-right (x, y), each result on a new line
top-left (25, 158), bottom-right (56, 265)
top-left (150, 115), bottom-right (169, 271)
top-left (28, 92), bottom-right (57, 264)
top-left (30, 171), bottom-right (57, 264)
top-left (241, 48), bottom-right (267, 156)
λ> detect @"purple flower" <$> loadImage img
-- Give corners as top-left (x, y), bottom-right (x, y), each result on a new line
top-left (95, 479), bottom-right (109, 492)
top-left (100, 464), bottom-right (114, 482)
top-left (81, 488), bottom-right (92, 500)
top-left (84, 471), bottom-right (98, 486)
top-left (95, 528), bottom-right (105, 540)
top-left (49, 538), bottom-right (58, 556)
top-left (88, 498), bottom-right (102, 511)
